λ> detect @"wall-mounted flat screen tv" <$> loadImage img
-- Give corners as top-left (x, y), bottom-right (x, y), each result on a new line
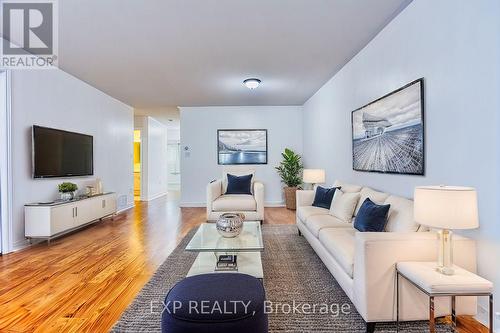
top-left (33, 125), bottom-right (94, 178)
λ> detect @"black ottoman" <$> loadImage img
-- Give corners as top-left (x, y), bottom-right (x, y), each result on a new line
top-left (161, 273), bottom-right (268, 333)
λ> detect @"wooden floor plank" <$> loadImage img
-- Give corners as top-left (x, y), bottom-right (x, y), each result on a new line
top-left (0, 194), bottom-right (488, 332)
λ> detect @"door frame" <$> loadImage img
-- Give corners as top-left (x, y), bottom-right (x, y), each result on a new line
top-left (167, 140), bottom-right (181, 189)
top-left (133, 127), bottom-right (145, 201)
top-left (0, 70), bottom-right (13, 254)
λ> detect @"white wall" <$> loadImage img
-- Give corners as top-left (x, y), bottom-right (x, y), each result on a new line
top-left (10, 69), bottom-right (134, 250)
top-left (167, 128), bottom-right (180, 142)
top-left (180, 106), bottom-right (303, 206)
top-left (0, 71), bottom-right (9, 254)
top-left (134, 107), bottom-right (180, 141)
top-left (134, 107), bottom-right (180, 129)
top-left (134, 116), bottom-right (168, 201)
top-left (302, 0), bottom-right (500, 327)
top-left (146, 117), bottom-right (168, 200)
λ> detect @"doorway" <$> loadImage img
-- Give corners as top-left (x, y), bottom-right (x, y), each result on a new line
top-left (167, 140), bottom-right (180, 192)
top-left (133, 130), bottom-right (142, 201)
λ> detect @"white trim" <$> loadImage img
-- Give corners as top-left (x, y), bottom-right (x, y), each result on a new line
top-left (179, 202), bottom-right (206, 208)
top-left (145, 192), bottom-right (168, 202)
top-left (116, 203), bottom-right (135, 214)
top-left (12, 238), bottom-right (30, 252)
top-left (0, 70), bottom-right (12, 254)
top-left (476, 304), bottom-right (498, 332)
top-left (264, 201), bottom-right (285, 207)
top-left (139, 128), bottom-right (146, 201)
top-left (133, 123), bottom-right (146, 201)
top-left (179, 201), bottom-right (285, 208)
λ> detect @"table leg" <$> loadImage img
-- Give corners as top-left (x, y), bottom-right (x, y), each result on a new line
top-left (451, 296), bottom-right (457, 332)
top-left (396, 272), bottom-right (400, 332)
top-left (429, 296), bottom-right (436, 333)
top-left (490, 294), bottom-right (494, 333)
top-left (213, 252), bottom-right (218, 272)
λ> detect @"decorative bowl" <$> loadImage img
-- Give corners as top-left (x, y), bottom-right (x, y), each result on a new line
top-left (216, 213), bottom-right (245, 238)
top-left (60, 191), bottom-right (76, 201)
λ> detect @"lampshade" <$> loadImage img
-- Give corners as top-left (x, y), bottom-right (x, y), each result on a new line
top-left (303, 169), bottom-right (325, 184)
top-left (414, 186), bottom-right (479, 230)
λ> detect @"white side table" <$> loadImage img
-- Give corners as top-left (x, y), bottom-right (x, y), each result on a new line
top-left (396, 262), bottom-right (493, 333)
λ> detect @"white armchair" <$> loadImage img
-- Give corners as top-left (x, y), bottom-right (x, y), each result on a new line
top-left (206, 168), bottom-right (264, 223)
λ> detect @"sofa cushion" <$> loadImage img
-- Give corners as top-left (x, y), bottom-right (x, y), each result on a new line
top-left (354, 187), bottom-right (390, 215)
top-left (333, 180), bottom-right (362, 193)
top-left (312, 186), bottom-right (339, 209)
top-left (329, 190), bottom-right (360, 223)
top-left (212, 194), bottom-right (257, 212)
top-left (354, 198), bottom-right (391, 232)
top-left (318, 228), bottom-right (356, 278)
top-left (305, 214), bottom-right (352, 237)
top-left (384, 195), bottom-right (420, 232)
top-left (297, 206), bottom-right (329, 222)
top-left (226, 174), bottom-right (253, 195)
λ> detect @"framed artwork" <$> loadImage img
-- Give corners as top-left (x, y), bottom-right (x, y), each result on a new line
top-left (217, 129), bottom-right (268, 165)
top-left (351, 78), bottom-right (425, 175)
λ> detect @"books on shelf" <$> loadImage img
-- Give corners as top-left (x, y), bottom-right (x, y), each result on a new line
top-left (215, 254), bottom-right (238, 271)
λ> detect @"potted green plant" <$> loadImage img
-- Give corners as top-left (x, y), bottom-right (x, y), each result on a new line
top-left (275, 148), bottom-right (303, 210)
top-left (58, 182), bottom-right (78, 201)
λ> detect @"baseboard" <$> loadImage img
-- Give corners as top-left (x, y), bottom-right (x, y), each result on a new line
top-left (179, 202), bottom-right (205, 208)
top-left (145, 192), bottom-right (168, 201)
top-left (265, 201), bottom-right (285, 207)
top-left (12, 238), bottom-right (31, 252)
top-left (179, 201), bottom-right (285, 208)
top-left (117, 203), bottom-right (135, 214)
top-left (476, 304), bottom-right (498, 332)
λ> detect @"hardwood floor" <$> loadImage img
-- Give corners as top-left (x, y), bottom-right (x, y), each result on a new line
top-left (0, 195), bottom-right (488, 332)
top-left (0, 195), bottom-right (294, 332)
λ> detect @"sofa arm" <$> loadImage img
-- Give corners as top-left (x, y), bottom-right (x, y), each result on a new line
top-left (254, 181), bottom-right (264, 220)
top-left (206, 179), bottom-right (222, 218)
top-left (296, 190), bottom-right (315, 207)
top-left (352, 232), bottom-right (477, 322)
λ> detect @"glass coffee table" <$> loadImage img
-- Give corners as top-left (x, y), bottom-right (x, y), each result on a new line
top-left (186, 221), bottom-right (264, 279)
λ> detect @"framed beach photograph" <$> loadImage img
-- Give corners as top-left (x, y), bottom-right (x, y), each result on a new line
top-left (351, 78), bottom-right (425, 175)
top-left (217, 129), bottom-right (268, 165)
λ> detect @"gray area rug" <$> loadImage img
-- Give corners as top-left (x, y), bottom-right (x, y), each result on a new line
top-left (112, 225), bottom-right (447, 332)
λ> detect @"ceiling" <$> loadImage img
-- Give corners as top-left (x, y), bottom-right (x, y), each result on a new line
top-left (59, 0), bottom-right (411, 108)
top-left (134, 107), bottom-right (180, 129)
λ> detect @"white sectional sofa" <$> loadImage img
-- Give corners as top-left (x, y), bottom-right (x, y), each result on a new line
top-left (296, 180), bottom-right (477, 332)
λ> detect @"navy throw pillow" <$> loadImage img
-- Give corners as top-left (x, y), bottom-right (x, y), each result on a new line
top-left (354, 198), bottom-right (391, 232)
top-left (225, 174), bottom-right (253, 195)
top-left (312, 186), bottom-right (338, 209)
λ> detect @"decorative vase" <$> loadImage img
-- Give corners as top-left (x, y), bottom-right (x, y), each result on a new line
top-left (96, 178), bottom-right (103, 194)
top-left (60, 191), bottom-right (75, 201)
top-left (216, 213), bottom-right (245, 238)
top-left (284, 186), bottom-right (298, 210)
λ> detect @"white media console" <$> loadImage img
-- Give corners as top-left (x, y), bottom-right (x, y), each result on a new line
top-left (25, 192), bottom-right (117, 242)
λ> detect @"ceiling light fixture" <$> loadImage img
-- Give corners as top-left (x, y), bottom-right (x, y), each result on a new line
top-left (243, 78), bottom-right (261, 89)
